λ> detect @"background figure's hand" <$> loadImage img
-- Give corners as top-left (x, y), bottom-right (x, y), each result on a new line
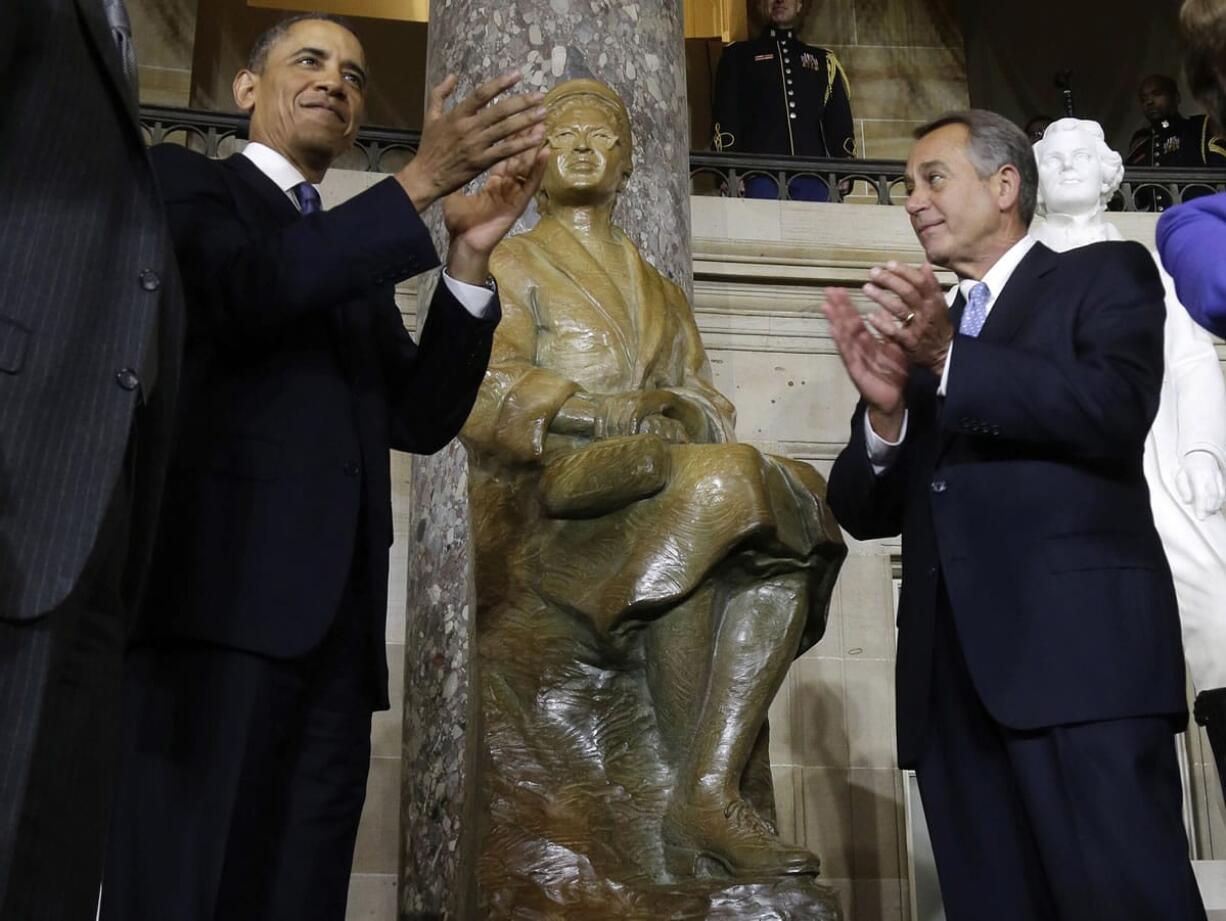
top-left (861, 262), bottom-right (952, 377)
top-left (397, 71), bottom-right (547, 212)
top-left (443, 138), bottom-right (549, 284)
top-left (822, 286), bottom-right (909, 440)
top-left (1175, 450), bottom-right (1226, 519)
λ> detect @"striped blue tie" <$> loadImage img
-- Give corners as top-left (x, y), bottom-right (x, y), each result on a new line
top-left (959, 282), bottom-right (991, 338)
top-left (293, 182), bottom-right (322, 216)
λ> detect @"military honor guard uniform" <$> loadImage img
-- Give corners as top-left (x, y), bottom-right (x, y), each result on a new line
top-left (712, 26), bottom-right (855, 202)
top-left (1127, 112), bottom-right (1226, 168)
top-left (1127, 113), bottom-right (1226, 210)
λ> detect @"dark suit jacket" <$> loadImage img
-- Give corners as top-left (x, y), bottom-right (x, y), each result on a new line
top-left (140, 145), bottom-right (498, 703)
top-left (827, 241), bottom-right (1188, 766)
top-left (0, 0), bottom-right (183, 621)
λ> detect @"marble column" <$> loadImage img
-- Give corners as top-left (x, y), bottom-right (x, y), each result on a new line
top-left (401, 4), bottom-right (690, 920)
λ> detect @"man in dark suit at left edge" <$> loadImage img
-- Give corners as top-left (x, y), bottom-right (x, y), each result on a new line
top-left (101, 13), bottom-right (548, 921)
top-left (0, 1), bottom-right (184, 918)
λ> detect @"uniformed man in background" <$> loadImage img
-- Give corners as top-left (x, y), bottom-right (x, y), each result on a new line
top-left (1125, 74), bottom-right (1226, 210)
top-left (1127, 73), bottom-right (1226, 169)
top-left (712, 0), bottom-right (855, 202)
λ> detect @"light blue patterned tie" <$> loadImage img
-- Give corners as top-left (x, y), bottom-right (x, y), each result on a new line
top-left (959, 282), bottom-right (991, 338)
top-left (293, 182), bottom-right (322, 216)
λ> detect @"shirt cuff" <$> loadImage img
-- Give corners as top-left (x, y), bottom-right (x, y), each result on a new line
top-left (442, 270), bottom-right (495, 318)
top-left (937, 339), bottom-right (954, 397)
top-left (865, 409), bottom-right (909, 476)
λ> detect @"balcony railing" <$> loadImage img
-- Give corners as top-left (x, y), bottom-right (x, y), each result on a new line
top-left (140, 105), bottom-right (1226, 213)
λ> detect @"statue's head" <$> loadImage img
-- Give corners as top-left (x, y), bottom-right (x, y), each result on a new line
top-left (539, 78), bottom-right (634, 211)
top-left (1033, 118), bottom-right (1124, 219)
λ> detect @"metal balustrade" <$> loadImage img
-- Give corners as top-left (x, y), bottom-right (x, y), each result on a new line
top-left (140, 105), bottom-right (1226, 212)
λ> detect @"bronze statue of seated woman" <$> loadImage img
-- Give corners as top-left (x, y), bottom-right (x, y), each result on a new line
top-left (461, 77), bottom-right (846, 915)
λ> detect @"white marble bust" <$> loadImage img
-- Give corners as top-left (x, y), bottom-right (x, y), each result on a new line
top-left (1032, 117), bottom-right (1226, 696)
top-left (1032, 117), bottom-right (1125, 250)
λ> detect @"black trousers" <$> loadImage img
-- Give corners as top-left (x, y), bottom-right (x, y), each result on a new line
top-left (0, 464), bottom-right (133, 921)
top-left (916, 586), bottom-right (1207, 921)
top-left (100, 565), bottom-right (378, 921)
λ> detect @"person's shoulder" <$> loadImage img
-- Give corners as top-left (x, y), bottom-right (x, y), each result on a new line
top-left (1056, 239), bottom-right (1160, 284)
top-left (718, 39), bottom-right (756, 63)
top-left (796, 37), bottom-right (839, 61)
top-left (798, 38), bottom-right (835, 53)
top-left (148, 143), bottom-right (229, 198)
top-left (1056, 238), bottom-right (1149, 263)
top-left (148, 142), bottom-right (215, 174)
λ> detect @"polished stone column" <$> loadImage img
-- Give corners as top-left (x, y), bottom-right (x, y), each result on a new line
top-left (401, 4), bottom-right (689, 919)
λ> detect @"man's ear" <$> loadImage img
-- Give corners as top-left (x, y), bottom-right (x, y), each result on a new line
top-left (996, 163), bottom-right (1022, 213)
top-left (233, 69), bottom-right (258, 114)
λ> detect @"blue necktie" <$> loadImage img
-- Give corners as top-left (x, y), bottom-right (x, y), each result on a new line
top-left (293, 182), bottom-right (322, 216)
top-left (959, 282), bottom-right (991, 338)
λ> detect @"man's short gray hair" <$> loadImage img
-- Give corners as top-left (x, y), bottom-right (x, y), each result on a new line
top-left (1032, 118), bottom-right (1125, 217)
top-left (913, 110), bottom-right (1040, 225)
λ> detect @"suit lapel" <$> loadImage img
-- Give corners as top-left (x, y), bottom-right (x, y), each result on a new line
top-left (223, 154), bottom-right (302, 224)
top-left (222, 154), bottom-right (354, 370)
top-left (529, 220), bottom-right (637, 370)
top-left (976, 243), bottom-right (1059, 345)
top-left (933, 243), bottom-right (1059, 466)
top-left (948, 289), bottom-right (966, 333)
top-left (625, 238), bottom-right (669, 385)
top-left (73, 0), bottom-right (139, 133)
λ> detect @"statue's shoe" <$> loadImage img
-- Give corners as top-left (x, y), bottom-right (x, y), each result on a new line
top-left (662, 796), bottom-right (820, 879)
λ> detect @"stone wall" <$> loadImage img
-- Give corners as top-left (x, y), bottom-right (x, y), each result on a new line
top-left (127, 0), bottom-right (196, 106)
top-left (801, 0), bottom-right (968, 159)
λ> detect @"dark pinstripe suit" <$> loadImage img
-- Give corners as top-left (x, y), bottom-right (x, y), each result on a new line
top-left (0, 0), bottom-right (182, 917)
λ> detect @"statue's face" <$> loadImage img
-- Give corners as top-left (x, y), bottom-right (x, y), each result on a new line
top-left (543, 98), bottom-right (628, 202)
top-left (1037, 128), bottom-right (1105, 215)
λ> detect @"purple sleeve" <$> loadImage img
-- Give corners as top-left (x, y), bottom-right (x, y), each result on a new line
top-left (1157, 192), bottom-right (1226, 338)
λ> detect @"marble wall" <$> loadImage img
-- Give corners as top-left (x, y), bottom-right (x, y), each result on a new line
top-left (127, 0), bottom-right (196, 106)
top-left (800, 0), bottom-right (969, 159)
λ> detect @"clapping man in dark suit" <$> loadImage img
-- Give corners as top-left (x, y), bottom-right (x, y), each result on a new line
top-left (0, 1), bottom-right (183, 918)
top-left (823, 110), bottom-right (1207, 920)
top-left (100, 14), bottom-right (548, 921)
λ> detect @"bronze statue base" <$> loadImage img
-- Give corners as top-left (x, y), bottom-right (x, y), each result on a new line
top-left (486, 877), bottom-right (842, 920)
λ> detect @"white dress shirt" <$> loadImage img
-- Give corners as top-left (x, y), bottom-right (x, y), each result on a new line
top-left (240, 142), bottom-right (495, 317)
top-left (865, 234), bottom-right (1037, 473)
